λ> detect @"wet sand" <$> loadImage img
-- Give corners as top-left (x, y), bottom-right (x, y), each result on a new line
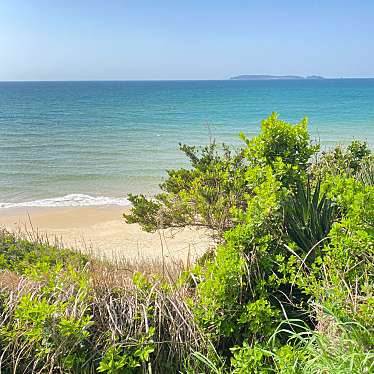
top-left (0, 206), bottom-right (212, 262)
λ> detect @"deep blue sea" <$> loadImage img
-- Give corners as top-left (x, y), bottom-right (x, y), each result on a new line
top-left (0, 79), bottom-right (373, 207)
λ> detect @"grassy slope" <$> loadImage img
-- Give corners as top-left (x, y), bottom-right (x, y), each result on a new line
top-left (0, 228), bottom-right (372, 373)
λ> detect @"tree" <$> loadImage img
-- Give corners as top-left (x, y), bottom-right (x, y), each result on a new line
top-left (124, 113), bottom-right (319, 238)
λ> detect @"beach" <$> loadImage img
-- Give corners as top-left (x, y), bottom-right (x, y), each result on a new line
top-left (0, 206), bottom-right (212, 262)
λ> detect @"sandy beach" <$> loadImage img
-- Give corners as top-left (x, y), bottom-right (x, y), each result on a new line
top-left (0, 206), bottom-right (212, 262)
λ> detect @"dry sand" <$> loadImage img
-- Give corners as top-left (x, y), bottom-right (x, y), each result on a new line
top-left (0, 206), bottom-right (212, 262)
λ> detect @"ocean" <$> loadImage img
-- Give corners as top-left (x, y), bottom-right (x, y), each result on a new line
top-left (0, 79), bottom-right (373, 207)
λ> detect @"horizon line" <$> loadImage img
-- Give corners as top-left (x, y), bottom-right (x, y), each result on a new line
top-left (1, 77), bottom-right (374, 83)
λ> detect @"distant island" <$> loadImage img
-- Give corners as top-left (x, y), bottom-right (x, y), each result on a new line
top-left (230, 74), bottom-right (325, 80)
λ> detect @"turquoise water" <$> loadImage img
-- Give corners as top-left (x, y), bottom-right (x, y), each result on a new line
top-left (0, 80), bottom-right (373, 206)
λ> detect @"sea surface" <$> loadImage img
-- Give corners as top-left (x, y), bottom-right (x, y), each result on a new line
top-left (0, 79), bottom-right (373, 207)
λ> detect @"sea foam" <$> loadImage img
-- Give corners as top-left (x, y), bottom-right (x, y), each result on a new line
top-left (0, 194), bottom-right (131, 209)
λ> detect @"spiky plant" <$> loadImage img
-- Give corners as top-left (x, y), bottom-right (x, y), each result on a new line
top-left (283, 180), bottom-right (337, 262)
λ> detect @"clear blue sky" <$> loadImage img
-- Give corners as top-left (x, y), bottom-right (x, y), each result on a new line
top-left (1, 0), bottom-right (373, 80)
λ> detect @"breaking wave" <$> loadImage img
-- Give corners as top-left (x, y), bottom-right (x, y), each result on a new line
top-left (0, 194), bottom-right (131, 208)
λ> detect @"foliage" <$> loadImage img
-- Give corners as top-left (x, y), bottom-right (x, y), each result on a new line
top-left (0, 231), bottom-right (210, 373)
top-left (124, 142), bottom-right (247, 237)
top-left (283, 180), bottom-right (337, 260)
top-left (1, 293), bottom-right (93, 372)
top-left (0, 229), bottom-right (88, 278)
top-left (124, 113), bottom-right (319, 236)
top-left (357, 157), bottom-right (374, 186)
top-left (310, 140), bottom-right (372, 178)
top-left (241, 113), bottom-right (319, 186)
top-left (124, 114), bottom-right (372, 372)
top-left (281, 313), bottom-right (373, 374)
top-left (97, 328), bottom-right (155, 374)
top-left (1, 114), bottom-right (373, 373)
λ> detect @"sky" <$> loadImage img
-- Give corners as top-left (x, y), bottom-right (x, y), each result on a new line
top-left (1, 0), bottom-right (374, 80)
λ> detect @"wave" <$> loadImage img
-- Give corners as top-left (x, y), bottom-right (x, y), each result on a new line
top-left (0, 194), bottom-right (131, 209)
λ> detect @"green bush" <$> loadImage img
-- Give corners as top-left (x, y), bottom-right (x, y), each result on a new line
top-left (1, 114), bottom-right (373, 373)
top-left (310, 140), bottom-right (372, 178)
top-left (124, 113), bottom-right (319, 237)
top-left (124, 142), bottom-right (247, 237)
top-left (123, 114), bottom-right (373, 372)
top-left (241, 113), bottom-right (319, 186)
top-left (0, 229), bottom-right (88, 278)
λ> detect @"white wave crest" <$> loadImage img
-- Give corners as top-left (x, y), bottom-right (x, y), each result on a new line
top-left (0, 194), bottom-right (131, 208)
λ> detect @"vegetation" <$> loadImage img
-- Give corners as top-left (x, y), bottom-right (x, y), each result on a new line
top-left (1, 113), bottom-right (373, 373)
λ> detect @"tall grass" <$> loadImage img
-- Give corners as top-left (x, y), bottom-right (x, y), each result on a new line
top-left (0, 230), bottom-right (214, 373)
top-left (192, 312), bottom-right (374, 374)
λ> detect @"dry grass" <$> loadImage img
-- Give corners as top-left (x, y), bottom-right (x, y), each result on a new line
top-left (0, 269), bottom-right (210, 373)
top-left (0, 228), bottom-right (214, 373)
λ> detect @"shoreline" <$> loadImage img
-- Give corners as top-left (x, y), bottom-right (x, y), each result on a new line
top-left (0, 206), bottom-right (212, 262)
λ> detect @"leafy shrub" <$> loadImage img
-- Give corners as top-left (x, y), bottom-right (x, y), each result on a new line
top-left (124, 142), bottom-right (247, 237)
top-left (1, 114), bottom-right (373, 373)
top-left (310, 140), bottom-right (372, 178)
top-left (241, 112), bottom-right (319, 186)
top-left (124, 113), bottom-right (319, 237)
top-left (0, 230), bottom-right (88, 278)
top-left (97, 328), bottom-right (155, 374)
top-left (0, 285), bottom-right (93, 372)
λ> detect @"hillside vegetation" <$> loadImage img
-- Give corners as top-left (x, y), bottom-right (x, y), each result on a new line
top-left (1, 113), bottom-right (373, 373)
